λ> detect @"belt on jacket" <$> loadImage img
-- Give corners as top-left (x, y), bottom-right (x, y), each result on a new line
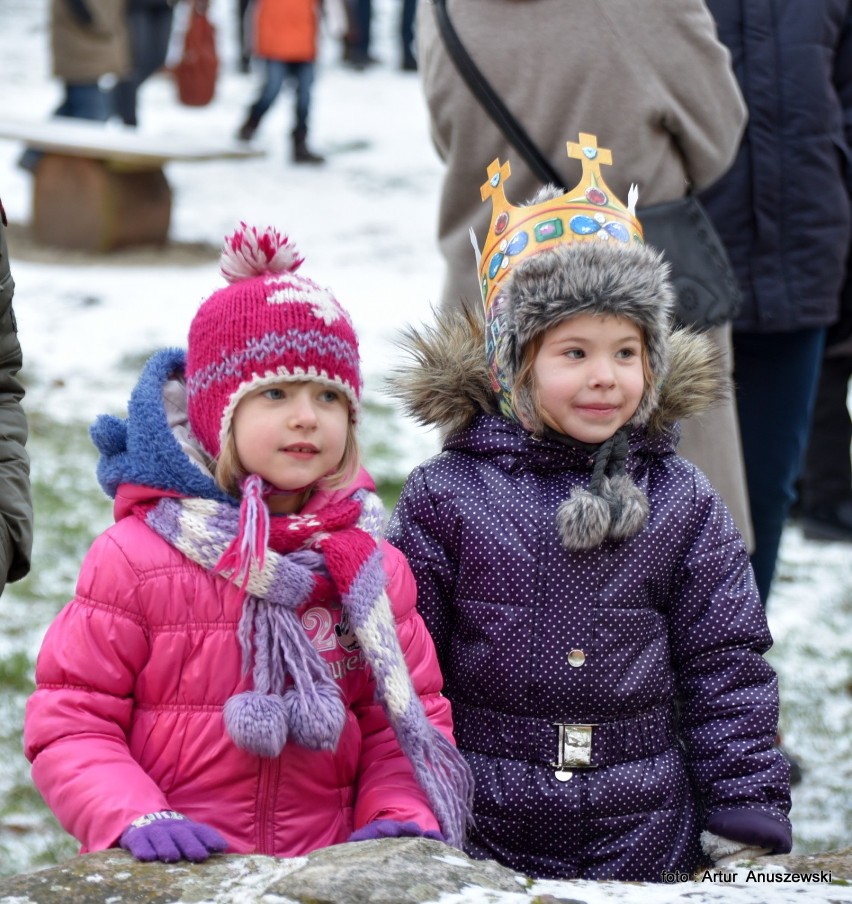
top-left (451, 700), bottom-right (678, 777)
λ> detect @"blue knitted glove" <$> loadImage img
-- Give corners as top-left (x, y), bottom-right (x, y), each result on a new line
top-left (119, 811), bottom-right (227, 862)
top-left (348, 819), bottom-right (445, 843)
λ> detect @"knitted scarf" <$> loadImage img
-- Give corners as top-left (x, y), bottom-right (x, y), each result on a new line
top-left (141, 488), bottom-right (472, 847)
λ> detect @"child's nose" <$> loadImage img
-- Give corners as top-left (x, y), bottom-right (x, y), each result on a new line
top-left (588, 357), bottom-right (616, 386)
top-left (288, 392), bottom-right (318, 427)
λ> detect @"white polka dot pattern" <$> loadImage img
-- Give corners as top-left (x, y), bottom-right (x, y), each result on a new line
top-left (387, 413), bottom-right (792, 882)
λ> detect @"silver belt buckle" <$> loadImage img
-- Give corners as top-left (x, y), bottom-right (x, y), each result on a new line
top-left (551, 723), bottom-right (597, 779)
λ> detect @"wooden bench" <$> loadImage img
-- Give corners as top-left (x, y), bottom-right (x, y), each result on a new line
top-left (0, 119), bottom-right (263, 252)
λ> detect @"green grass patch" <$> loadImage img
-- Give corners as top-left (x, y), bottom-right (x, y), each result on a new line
top-left (0, 651), bottom-right (34, 695)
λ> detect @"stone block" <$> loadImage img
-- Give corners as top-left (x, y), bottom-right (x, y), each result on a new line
top-left (32, 154), bottom-right (171, 252)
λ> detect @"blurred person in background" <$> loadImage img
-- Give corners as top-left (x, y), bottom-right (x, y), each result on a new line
top-left (236, 0), bottom-right (325, 164)
top-left (20, 0), bottom-right (129, 172)
top-left (0, 200), bottom-right (33, 596)
top-left (342, 0), bottom-right (376, 69)
top-left (50, 0), bottom-right (129, 122)
top-left (700, 0), bottom-right (852, 604)
top-left (112, 0), bottom-right (176, 126)
top-left (237, 0), bottom-right (255, 72)
top-left (400, 0), bottom-right (418, 71)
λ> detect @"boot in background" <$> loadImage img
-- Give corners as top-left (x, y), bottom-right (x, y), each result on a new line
top-left (292, 128), bottom-right (324, 165)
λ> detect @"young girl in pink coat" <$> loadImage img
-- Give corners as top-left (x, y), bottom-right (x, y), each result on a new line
top-left (24, 224), bottom-right (472, 863)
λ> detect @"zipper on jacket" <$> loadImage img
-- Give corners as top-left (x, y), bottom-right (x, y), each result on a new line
top-left (256, 755), bottom-right (281, 855)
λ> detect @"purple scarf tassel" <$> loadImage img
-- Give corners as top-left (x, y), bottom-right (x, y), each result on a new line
top-left (342, 546), bottom-right (474, 847)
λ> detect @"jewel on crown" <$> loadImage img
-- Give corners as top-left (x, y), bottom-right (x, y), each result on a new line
top-left (477, 133), bottom-right (645, 316)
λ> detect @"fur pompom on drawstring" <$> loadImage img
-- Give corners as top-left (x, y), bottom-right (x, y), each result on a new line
top-left (602, 473), bottom-right (649, 541)
top-left (213, 474), bottom-right (270, 589)
top-left (556, 488), bottom-right (611, 551)
top-left (219, 222), bottom-right (304, 284)
top-left (555, 427), bottom-right (649, 551)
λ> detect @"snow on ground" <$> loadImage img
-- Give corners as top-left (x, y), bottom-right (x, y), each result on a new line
top-left (1, 0), bottom-right (443, 469)
top-left (0, 0), bottom-right (850, 893)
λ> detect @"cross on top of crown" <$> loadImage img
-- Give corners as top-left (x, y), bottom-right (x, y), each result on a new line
top-left (480, 158), bottom-right (512, 203)
top-left (479, 134), bottom-right (614, 206)
top-left (567, 133), bottom-right (613, 185)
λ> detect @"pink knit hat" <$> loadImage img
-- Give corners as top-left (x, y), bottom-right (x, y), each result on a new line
top-left (186, 223), bottom-right (362, 461)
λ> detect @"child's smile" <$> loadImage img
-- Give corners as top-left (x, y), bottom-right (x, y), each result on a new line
top-left (533, 313), bottom-right (645, 444)
top-left (281, 442), bottom-right (319, 458)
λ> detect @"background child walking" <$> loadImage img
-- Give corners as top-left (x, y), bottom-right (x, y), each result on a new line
top-left (24, 224), bottom-right (471, 863)
top-left (236, 0), bottom-right (325, 163)
top-left (387, 136), bottom-right (791, 882)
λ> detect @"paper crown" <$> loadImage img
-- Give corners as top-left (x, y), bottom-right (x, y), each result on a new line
top-left (477, 133), bottom-right (644, 315)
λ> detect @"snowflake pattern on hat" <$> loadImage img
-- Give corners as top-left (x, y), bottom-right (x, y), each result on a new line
top-left (185, 224), bottom-right (362, 460)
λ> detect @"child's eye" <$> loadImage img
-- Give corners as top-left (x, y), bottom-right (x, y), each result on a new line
top-left (263, 388), bottom-right (285, 400)
top-left (319, 388), bottom-right (342, 403)
top-left (563, 348), bottom-right (584, 359)
top-left (616, 347), bottom-right (638, 359)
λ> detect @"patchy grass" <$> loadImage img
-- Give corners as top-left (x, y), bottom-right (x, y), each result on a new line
top-left (0, 410), bottom-right (107, 878)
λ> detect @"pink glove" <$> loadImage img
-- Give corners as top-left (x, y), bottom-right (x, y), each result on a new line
top-left (348, 819), bottom-right (445, 843)
top-left (119, 810), bottom-right (227, 863)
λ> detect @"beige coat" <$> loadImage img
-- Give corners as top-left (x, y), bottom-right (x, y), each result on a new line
top-left (51, 0), bottom-right (130, 83)
top-left (417, 0), bottom-right (754, 547)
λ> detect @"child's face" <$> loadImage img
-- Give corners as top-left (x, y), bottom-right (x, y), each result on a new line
top-left (232, 380), bottom-right (349, 510)
top-left (532, 314), bottom-right (645, 444)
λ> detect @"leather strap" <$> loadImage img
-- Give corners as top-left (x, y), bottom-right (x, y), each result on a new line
top-left (432, 0), bottom-right (566, 189)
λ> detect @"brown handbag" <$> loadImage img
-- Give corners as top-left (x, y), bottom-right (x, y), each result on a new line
top-left (174, 0), bottom-right (219, 107)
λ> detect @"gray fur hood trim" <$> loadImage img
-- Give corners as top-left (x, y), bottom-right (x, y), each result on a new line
top-left (387, 304), bottom-right (727, 439)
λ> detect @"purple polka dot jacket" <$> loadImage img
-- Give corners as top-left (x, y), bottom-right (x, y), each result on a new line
top-left (386, 309), bottom-right (792, 881)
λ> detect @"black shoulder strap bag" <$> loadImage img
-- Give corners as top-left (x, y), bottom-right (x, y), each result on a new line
top-left (432, 0), bottom-right (741, 330)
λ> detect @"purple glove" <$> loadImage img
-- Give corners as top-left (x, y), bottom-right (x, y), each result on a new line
top-left (348, 819), bottom-right (445, 843)
top-left (119, 810), bottom-right (227, 863)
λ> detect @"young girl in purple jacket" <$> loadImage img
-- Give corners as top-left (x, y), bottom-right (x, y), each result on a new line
top-left (387, 135), bottom-right (791, 882)
top-left (24, 224), bottom-right (471, 864)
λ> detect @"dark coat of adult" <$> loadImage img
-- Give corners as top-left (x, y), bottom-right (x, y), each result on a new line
top-left (700, 0), bottom-right (852, 333)
top-left (386, 311), bottom-right (791, 881)
top-left (0, 205), bottom-right (33, 594)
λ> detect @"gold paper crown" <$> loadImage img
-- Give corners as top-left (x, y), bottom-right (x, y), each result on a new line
top-left (477, 133), bottom-right (644, 315)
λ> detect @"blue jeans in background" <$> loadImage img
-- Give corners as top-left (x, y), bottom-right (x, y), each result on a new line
top-left (112, 3), bottom-right (175, 126)
top-left (248, 59), bottom-right (315, 134)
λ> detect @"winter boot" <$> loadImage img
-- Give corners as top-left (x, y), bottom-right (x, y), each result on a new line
top-left (292, 128), bottom-right (325, 165)
top-left (237, 113), bottom-right (261, 142)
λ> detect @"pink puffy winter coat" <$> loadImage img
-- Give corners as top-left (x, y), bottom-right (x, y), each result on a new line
top-left (24, 353), bottom-right (453, 856)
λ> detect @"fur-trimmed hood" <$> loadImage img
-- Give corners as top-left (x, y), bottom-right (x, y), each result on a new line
top-left (388, 306), bottom-right (727, 552)
top-left (388, 304), bottom-right (726, 440)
